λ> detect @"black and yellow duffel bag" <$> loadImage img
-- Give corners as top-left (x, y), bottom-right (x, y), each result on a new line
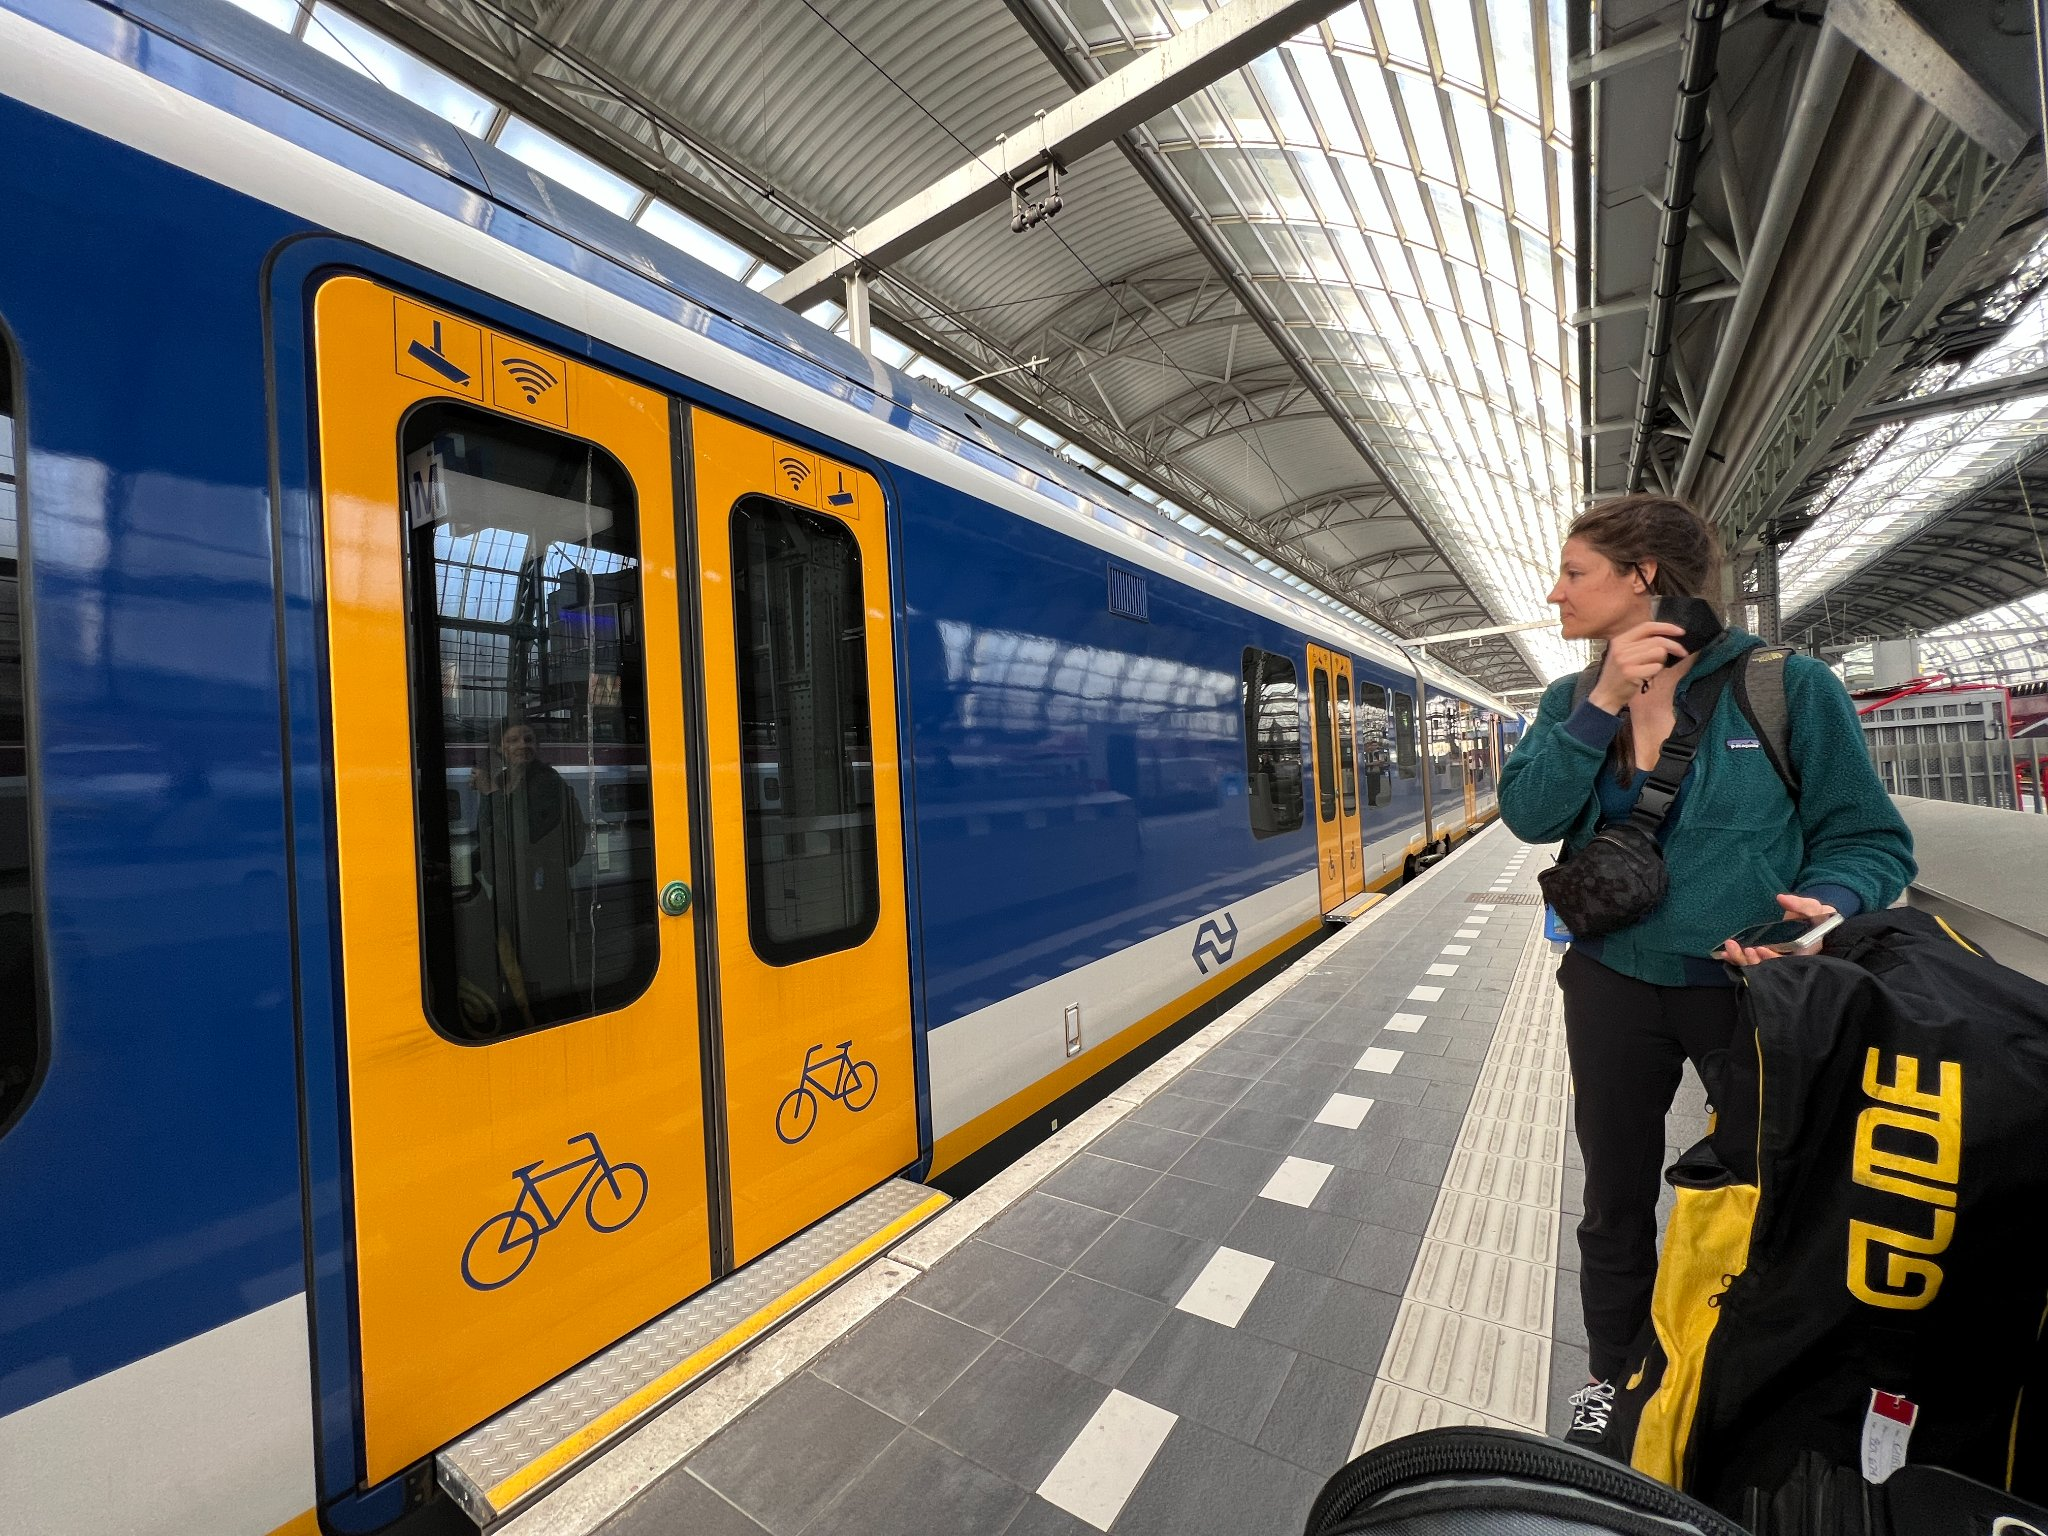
top-left (1606, 908), bottom-right (2048, 1516)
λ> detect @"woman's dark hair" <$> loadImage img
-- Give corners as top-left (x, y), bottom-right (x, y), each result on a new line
top-left (1565, 493), bottom-right (1724, 605)
top-left (1565, 494), bottom-right (1725, 786)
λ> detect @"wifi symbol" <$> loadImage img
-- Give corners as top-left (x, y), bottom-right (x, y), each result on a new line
top-left (778, 456), bottom-right (811, 493)
top-left (502, 356), bottom-right (559, 404)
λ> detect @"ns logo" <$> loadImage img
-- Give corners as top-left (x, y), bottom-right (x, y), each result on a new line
top-left (1192, 912), bottom-right (1239, 975)
top-left (1847, 1048), bottom-right (1962, 1311)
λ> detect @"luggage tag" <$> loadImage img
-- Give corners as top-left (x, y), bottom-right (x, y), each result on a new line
top-left (1860, 1389), bottom-right (1917, 1483)
top-left (1543, 904), bottom-right (1573, 946)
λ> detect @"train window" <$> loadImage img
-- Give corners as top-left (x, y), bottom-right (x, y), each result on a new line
top-left (0, 330), bottom-right (40, 1134)
top-left (1392, 690), bottom-right (1418, 777)
top-left (1335, 674), bottom-right (1357, 816)
top-left (1357, 682), bottom-right (1393, 808)
top-left (402, 403), bottom-right (658, 1042)
top-left (1241, 648), bottom-right (1304, 838)
top-left (1310, 667), bottom-right (1337, 823)
top-left (731, 497), bottom-right (879, 965)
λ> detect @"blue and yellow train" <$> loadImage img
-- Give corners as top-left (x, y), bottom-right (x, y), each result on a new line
top-left (0, 1), bottom-right (1524, 1530)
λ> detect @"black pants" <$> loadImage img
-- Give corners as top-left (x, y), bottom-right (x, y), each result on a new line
top-left (1558, 946), bottom-right (1752, 1380)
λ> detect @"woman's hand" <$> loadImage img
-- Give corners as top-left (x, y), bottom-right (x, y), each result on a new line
top-left (1588, 621), bottom-right (1689, 713)
top-left (1720, 893), bottom-right (1838, 967)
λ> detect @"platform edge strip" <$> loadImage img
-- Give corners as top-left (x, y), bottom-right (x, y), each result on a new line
top-left (469, 1187), bottom-right (950, 1519)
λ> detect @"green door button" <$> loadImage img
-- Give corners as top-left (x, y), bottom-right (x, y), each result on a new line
top-left (660, 880), bottom-right (693, 916)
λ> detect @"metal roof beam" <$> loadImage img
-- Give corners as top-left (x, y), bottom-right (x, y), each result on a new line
top-left (763, 0), bottom-right (1354, 311)
top-left (1850, 363), bottom-right (2048, 429)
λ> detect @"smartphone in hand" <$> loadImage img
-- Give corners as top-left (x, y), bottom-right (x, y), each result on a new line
top-left (1717, 913), bottom-right (1844, 957)
top-left (1651, 595), bottom-right (1725, 663)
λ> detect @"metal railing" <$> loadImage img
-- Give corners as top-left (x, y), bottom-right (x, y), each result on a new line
top-left (1866, 736), bottom-right (2047, 813)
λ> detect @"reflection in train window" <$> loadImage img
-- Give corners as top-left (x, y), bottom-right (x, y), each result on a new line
top-left (402, 403), bottom-right (658, 1042)
top-left (731, 497), bottom-right (879, 965)
top-left (1357, 682), bottom-right (1393, 808)
top-left (1241, 648), bottom-right (1304, 838)
top-left (0, 328), bottom-right (40, 1134)
top-left (1311, 667), bottom-right (1336, 823)
top-left (1427, 694), bottom-right (1464, 792)
top-left (1335, 672), bottom-right (1357, 816)
top-left (1393, 690), bottom-right (1418, 778)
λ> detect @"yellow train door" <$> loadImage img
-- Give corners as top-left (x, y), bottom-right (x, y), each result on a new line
top-left (688, 409), bottom-right (918, 1266)
top-left (1305, 644), bottom-right (1344, 913)
top-left (1331, 657), bottom-right (1365, 900)
top-left (313, 277), bottom-right (713, 1482)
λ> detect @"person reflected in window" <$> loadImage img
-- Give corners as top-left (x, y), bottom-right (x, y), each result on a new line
top-left (468, 718), bottom-right (588, 1031)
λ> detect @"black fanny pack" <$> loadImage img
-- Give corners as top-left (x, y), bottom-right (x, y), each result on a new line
top-left (1537, 663), bottom-right (1736, 940)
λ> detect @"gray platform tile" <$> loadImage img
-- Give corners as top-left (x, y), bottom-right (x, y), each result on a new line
top-left (1421, 1080), bottom-right (1479, 1116)
top-left (1288, 1123), bottom-right (1399, 1175)
top-left (1562, 1162), bottom-right (1586, 1218)
top-left (1168, 1135), bottom-right (1285, 1194)
top-left (1256, 1053), bottom-right (1356, 1090)
top-left (1232, 1078), bottom-right (1330, 1120)
top-left (1037, 1153), bottom-right (1161, 1216)
top-left (1558, 1231), bottom-right (1582, 1273)
top-left (1386, 1137), bottom-right (1454, 1188)
top-left (1343, 1070), bottom-right (1429, 1106)
top-left (1117, 1310), bottom-right (1296, 1443)
top-left (1281, 1036), bottom-right (1366, 1067)
top-left (1553, 1290), bottom-right (1588, 1349)
top-left (1217, 1028), bottom-right (1288, 1057)
top-left (598, 1468), bottom-right (767, 1536)
top-left (1001, 1495), bottom-right (1101, 1536)
top-left (1125, 1173), bottom-right (1255, 1243)
top-left (1254, 1352), bottom-right (1375, 1479)
top-left (1070, 1217), bottom-right (1212, 1304)
top-left (1004, 1271), bottom-right (1170, 1386)
top-left (1373, 1103), bottom-right (1467, 1147)
top-left (1336, 1222), bottom-right (1424, 1297)
top-left (918, 1340), bottom-right (1111, 1490)
top-left (1238, 1265), bottom-right (1401, 1376)
top-left (799, 1427), bottom-right (1029, 1536)
top-left (812, 1299), bottom-right (994, 1425)
top-left (906, 1240), bottom-right (1064, 1335)
top-left (981, 1192), bottom-right (1122, 1267)
top-left (1112, 1417), bottom-right (1322, 1536)
top-left (1403, 1054), bottom-right (1483, 1087)
top-left (1443, 1035), bottom-right (1492, 1062)
top-left (1195, 1045), bottom-right (1273, 1080)
top-left (686, 1373), bottom-right (902, 1536)
top-left (1089, 1119), bottom-right (1199, 1174)
top-left (1222, 1197), bottom-right (1361, 1279)
top-left (1380, 1030), bottom-right (1450, 1058)
top-left (1171, 1068), bottom-right (1254, 1106)
top-left (1315, 1169), bottom-right (1441, 1235)
top-left (1126, 1092), bottom-right (1228, 1138)
top-left (1547, 1341), bottom-right (1592, 1439)
top-left (1204, 1102), bottom-right (1310, 1153)
top-left (1305, 1014), bottom-right (1380, 1046)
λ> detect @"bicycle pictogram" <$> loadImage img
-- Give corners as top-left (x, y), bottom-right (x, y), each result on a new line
top-left (460, 1131), bottom-right (648, 1291)
top-left (775, 1041), bottom-right (878, 1144)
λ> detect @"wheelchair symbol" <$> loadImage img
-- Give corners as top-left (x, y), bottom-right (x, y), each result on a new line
top-left (776, 1041), bottom-right (879, 1144)
top-left (460, 1132), bottom-right (648, 1291)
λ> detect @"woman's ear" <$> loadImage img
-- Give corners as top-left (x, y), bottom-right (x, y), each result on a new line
top-left (1633, 559), bottom-right (1658, 594)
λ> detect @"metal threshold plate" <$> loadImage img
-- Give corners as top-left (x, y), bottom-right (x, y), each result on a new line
top-left (1329, 892), bottom-right (1386, 923)
top-left (437, 1178), bottom-right (949, 1526)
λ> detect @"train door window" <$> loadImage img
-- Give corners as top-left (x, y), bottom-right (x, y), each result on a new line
top-left (402, 403), bottom-right (658, 1041)
top-left (1311, 667), bottom-right (1337, 822)
top-left (730, 496), bottom-right (879, 965)
top-left (1241, 648), bottom-right (1303, 837)
top-left (1392, 690), bottom-right (1418, 777)
top-left (1357, 682), bottom-right (1392, 807)
top-left (1335, 674), bottom-right (1357, 816)
top-left (0, 330), bottom-right (38, 1134)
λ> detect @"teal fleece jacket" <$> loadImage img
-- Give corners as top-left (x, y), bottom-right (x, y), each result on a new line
top-left (1499, 628), bottom-right (1916, 986)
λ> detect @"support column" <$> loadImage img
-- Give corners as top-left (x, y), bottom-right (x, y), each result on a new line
top-left (1751, 539), bottom-right (1781, 644)
top-left (844, 269), bottom-right (872, 356)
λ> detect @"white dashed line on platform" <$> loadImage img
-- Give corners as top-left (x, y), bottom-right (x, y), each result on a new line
top-left (1038, 1390), bottom-right (1178, 1530)
top-left (1174, 1246), bottom-right (1274, 1328)
top-left (1408, 984), bottom-right (1444, 1002)
top-left (1357, 1047), bottom-right (1404, 1074)
top-left (1316, 1092), bottom-right (1374, 1129)
top-left (1427, 963), bottom-right (1458, 976)
top-left (1385, 1012), bottom-right (1426, 1033)
top-left (1259, 1156), bottom-right (1333, 1208)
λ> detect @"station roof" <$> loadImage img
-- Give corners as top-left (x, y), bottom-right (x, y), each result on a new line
top-left (257, 0), bottom-right (1590, 693)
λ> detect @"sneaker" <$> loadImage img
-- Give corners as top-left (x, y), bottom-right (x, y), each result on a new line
top-left (1565, 1378), bottom-right (1617, 1447)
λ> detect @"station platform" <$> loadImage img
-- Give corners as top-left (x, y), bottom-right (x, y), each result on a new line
top-left (497, 823), bottom-right (1710, 1536)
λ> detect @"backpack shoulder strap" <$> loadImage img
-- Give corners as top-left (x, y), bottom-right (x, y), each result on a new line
top-left (1734, 647), bottom-right (1799, 796)
top-left (1571, 661), bottom-right (1601, 711)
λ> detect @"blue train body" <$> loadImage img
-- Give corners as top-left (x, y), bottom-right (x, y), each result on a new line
top-left (0, 3), bottom-right (1522, 1530)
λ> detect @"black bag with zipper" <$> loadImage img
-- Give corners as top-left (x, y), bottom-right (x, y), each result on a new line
top-left (1301, 1426), bottom-right (1748, 1535)
top-left (1536, 663), bottom-right (1738, 940)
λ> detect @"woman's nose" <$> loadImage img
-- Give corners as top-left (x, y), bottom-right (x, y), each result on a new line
top-left (1545, 581), bottom-right (1565, 605)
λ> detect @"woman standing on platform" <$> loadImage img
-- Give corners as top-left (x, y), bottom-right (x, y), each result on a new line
top-left (1498, 495), bottom-right (1913, 1451)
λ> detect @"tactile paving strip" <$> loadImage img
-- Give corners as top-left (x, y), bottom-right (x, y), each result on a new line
top-left (438, 1179), bottom-right (946, 1525)
top-left (1355, 871), bottom-right (1571, 1453)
